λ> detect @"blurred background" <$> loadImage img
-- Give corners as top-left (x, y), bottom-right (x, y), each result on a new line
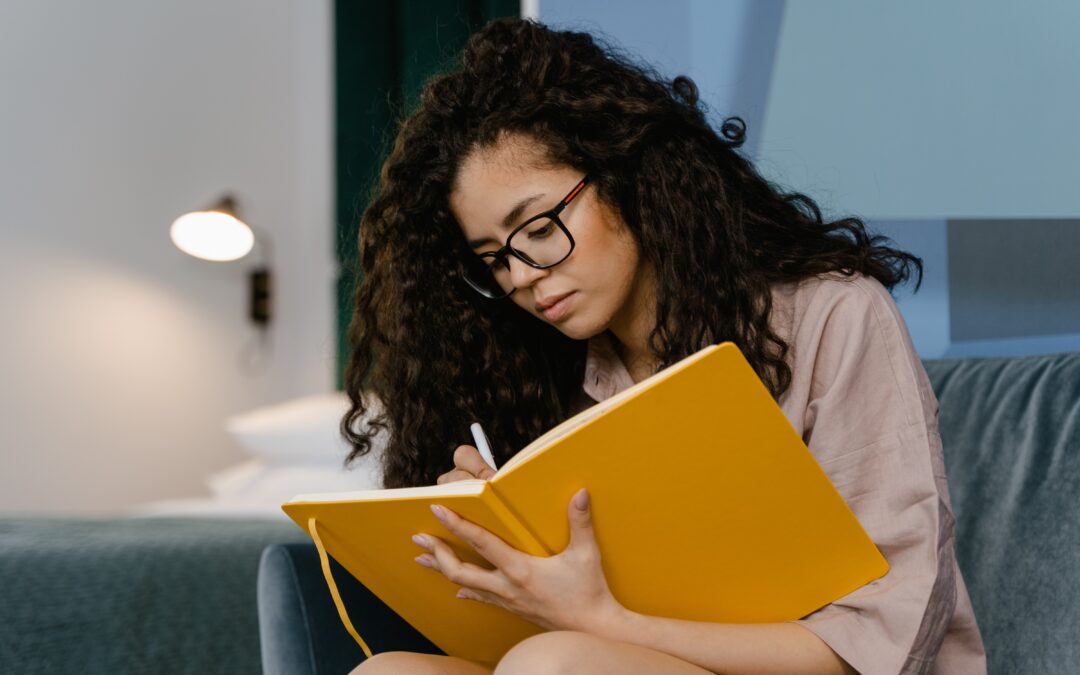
top-left (2, 0), bottom-right (1077, 517)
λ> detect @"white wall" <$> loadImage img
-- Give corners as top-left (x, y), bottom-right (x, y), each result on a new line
top-left (758, 0), bottom-right (1080, 220)
top-left (0, 0), bottom-right (335, 515)
top-left (539, 0), bottom-right (784, 158)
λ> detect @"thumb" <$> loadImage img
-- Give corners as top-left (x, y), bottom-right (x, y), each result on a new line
top-left (567, 488), bottom-right (597, 551)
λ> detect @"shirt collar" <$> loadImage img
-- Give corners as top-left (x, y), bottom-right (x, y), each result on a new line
top-left (582, 331), bottom-right (637, 403)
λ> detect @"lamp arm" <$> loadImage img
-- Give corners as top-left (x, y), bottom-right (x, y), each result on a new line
top-left (244, 221), bottom-right (275, 269)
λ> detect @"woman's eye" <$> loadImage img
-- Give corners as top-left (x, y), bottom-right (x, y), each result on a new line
top-left (527, 222), bottom-right (554, 239)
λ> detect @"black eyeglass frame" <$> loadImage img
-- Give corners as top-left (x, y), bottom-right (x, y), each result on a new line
top-left (461, 175), bottom-right (590, 299)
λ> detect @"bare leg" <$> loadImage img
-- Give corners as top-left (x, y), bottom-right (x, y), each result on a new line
top-left (494, 631), bottom-right (717, 674)
top-left (349, 651), bottom-right (493, 674)
top-left (350, 630), bottom-right (717, 674)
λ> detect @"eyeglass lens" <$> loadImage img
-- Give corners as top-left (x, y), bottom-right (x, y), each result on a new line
top-left (467, 216), bottom-right (572, 297)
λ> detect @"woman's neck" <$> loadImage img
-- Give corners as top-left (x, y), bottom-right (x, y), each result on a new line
top-left (607, 264), bottom-right (659, 383)
top-left (613, 338), bottom-right (657, 384)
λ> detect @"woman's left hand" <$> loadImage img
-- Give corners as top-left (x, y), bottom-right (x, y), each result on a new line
top-left (412, 488), bottom-right (626, 633)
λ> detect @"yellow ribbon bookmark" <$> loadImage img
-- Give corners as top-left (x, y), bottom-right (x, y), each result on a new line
top-left (307, 517), bottom-right (373, 659)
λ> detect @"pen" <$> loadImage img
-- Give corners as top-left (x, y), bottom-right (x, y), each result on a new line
top-left (470, 422), bottom-right (498, 473)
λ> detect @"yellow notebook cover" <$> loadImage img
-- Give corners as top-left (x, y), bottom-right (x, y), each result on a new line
top-left (282, 342), bottom-right (889, 666)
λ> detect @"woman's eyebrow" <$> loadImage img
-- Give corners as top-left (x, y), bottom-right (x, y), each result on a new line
top-left (467, 192), bottom-right (545, 249)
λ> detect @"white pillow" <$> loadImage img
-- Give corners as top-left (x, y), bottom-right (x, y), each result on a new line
top-left (206, 458), bottom-right (383, 503)
top-left (130, 454), bottom-right (385, 520)
top-left (225, 391), bottom-right (386, 466)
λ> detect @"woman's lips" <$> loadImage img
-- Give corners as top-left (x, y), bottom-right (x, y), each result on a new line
top-left (541, 292), bottom-right (576, 322)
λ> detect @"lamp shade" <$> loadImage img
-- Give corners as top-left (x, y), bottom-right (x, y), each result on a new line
top-left (170, 200), bottom-right (254, 262)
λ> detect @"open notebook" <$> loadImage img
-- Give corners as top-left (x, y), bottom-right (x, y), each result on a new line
top-left (282, 342), bottom-right (889, 666)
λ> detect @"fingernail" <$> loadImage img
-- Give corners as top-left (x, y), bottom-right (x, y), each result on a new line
top-left (412, 533), bottom-right (431, 548)
top-left (415, 555), bottom-right (434, 568)
top-left (573, 488), bottom-right (589, 511)
top-left (431, 504), bottom-right (447, 522)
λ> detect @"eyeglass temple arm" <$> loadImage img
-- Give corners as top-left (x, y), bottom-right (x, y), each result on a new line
top-left (552, 176), bottom-right (589, 216)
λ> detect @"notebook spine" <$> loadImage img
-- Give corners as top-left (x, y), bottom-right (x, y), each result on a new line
top-left (485, 483), bottom-right (552, 556)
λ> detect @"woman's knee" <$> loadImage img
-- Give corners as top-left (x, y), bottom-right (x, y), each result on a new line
top-left (494, 631), bottom-right (599, 675)
top-left (348, 651), bottom-right (435, 674)
top-left (350, 651), bottom-right (492, 674)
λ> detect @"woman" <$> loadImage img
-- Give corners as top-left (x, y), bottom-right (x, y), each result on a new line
top-left (341, 17), bottom-right (986, 675)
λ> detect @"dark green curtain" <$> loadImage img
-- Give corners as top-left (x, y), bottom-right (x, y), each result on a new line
top-left (334, 0), bottom-right (519, 388)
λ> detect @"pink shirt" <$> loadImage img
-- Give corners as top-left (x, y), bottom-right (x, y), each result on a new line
top-left (579, 273), bottom-right (987, 674)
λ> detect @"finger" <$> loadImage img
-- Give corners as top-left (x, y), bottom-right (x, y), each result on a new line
top-left (453, 445), bottom-right (497, 480)
top-left (456, 586), bottom-right (505, 608)
top-left (566, 488), bottom-right (600, 555)
top-left (436, 469), bottom-right (477, 485)
top-left (423, 533), bottom-right (512, 597)
top-left (431, 504), bottom-right (524, 574)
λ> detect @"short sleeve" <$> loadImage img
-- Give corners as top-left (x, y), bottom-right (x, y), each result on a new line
top-left (780, 276), bottom-right (962, 674)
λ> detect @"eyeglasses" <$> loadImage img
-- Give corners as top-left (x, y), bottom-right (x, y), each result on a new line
top-left (461, 175), bottom-right (589, 299)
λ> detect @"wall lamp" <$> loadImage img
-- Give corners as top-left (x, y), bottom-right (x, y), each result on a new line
top-left (170, 194), bottom-right (273, 328)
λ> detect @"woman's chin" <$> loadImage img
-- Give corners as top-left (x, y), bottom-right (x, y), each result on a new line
top-left (551, 315), bottom-right (605, 341)
top-left (526, 298), bottom-right (605, 340)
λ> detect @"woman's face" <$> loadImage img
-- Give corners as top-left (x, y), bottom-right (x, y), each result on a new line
top-left (449, 134), bottom-right (648, 341)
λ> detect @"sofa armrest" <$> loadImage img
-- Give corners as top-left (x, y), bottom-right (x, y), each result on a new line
top-left (257, 543), bottom-right (441, 675)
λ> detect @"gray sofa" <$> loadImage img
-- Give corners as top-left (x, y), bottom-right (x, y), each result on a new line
top-left (0, 517), bottom-right (308, 674)
top-left (257, 351), bottom-right (1080, 674)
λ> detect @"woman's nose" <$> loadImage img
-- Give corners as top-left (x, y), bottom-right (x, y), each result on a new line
top-left (507, 256), bottom-right (549, 289)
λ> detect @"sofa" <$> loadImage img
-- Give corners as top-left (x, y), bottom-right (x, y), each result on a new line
top-left (0, 516), bottom-right (308, 674)
top-left (256, 351), bottom-right (1080, 674)
top-left (0, 391), bottom-right (384, 675)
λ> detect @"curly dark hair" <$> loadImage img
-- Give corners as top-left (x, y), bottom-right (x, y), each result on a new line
top-left (341, 17), bottom-right (922, 488)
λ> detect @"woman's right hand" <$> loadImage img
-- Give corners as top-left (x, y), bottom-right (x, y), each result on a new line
top-left (436, 444), bottom-right (497, 484)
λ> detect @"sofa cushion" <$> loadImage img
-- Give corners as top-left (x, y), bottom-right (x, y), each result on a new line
top-left (923, 351), bottom-right (1080, 674)
top-left (0, 517), bottom-right (306, 674)
top-left (257, 543), bottom-right (441, 675)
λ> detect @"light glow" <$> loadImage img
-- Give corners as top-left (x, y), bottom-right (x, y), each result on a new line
top-left (169, 210), bottom-right (254, 261)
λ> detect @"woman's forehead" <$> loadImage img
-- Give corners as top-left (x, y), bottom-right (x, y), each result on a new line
top-left (451, 158), bottom-right (573, 235)
top-left (450, 166), bottom-right (552, 238)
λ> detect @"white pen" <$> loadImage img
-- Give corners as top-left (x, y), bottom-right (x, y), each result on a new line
top-left (470, 422), bottom-right (499, 473)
